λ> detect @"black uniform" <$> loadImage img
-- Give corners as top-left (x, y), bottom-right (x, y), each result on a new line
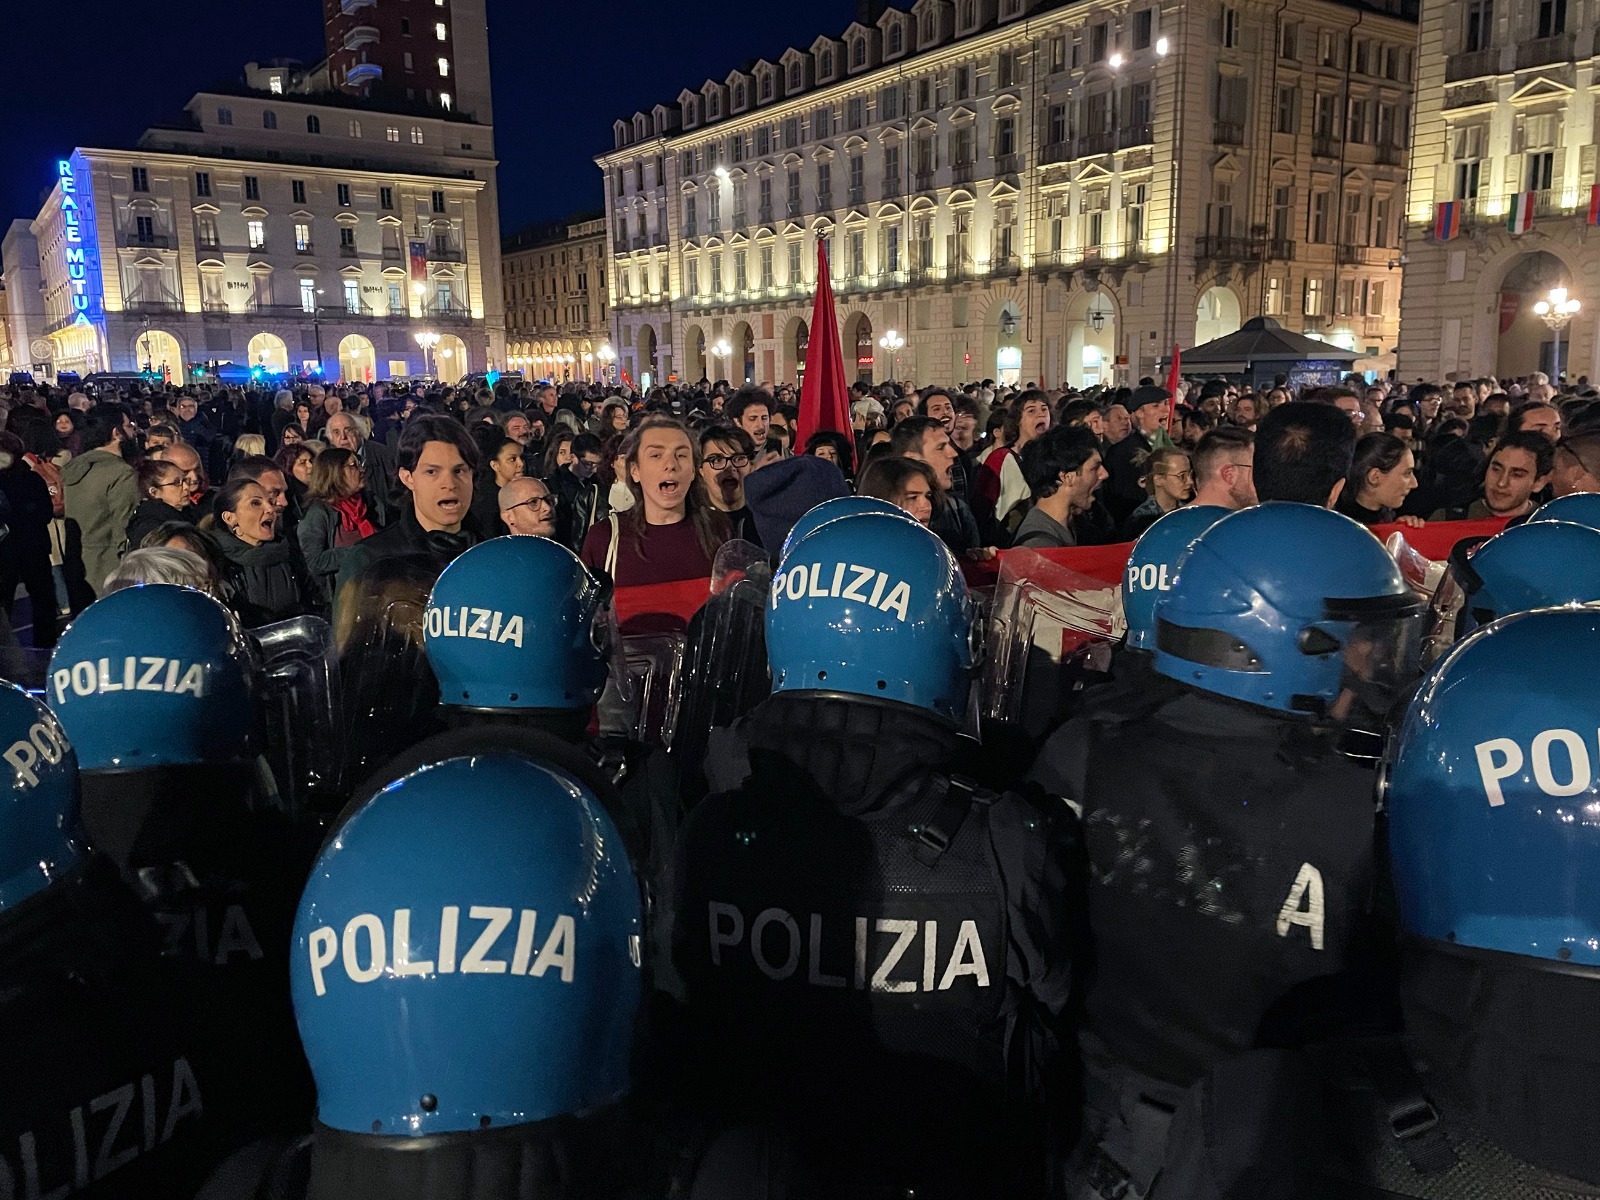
top-left (0, 863), bottom-right (306, 1199)
top-left (670, 693), bottom-right (1078, 1199)
top-left (1029, 686), bottom-right (1392, 1197)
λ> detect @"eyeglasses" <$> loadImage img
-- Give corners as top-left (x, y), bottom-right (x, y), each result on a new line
top-left (1157, 470), bottom-right (1194, 483)
top-left (504, 494), bottom-right (554, 513)
top-left (704, 454), bottom-right (751, 470)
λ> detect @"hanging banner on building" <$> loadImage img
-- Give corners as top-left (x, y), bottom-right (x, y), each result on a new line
top-left (409, 240), bottom-right (428, 281)
top-left (1433, 200), bottom-right (1461, 242)
top-left (1506, 191), bottom-right (1536, 236)
top-left (1499, 292), bottom-right (1521, 335)
top-left (1588, 184), bottom-right (1600, 227)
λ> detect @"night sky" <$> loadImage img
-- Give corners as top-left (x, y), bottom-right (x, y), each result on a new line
top-left (0, 0), bottom-right (861, 256)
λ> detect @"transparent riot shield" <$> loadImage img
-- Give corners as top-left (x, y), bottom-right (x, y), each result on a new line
top-left (1383, 532), bottom-right (1447, 602)
top-left (983, 549), bottom-right (1120, 741)
top-left (670, 541), bottom-right (774, 777)
top-left (249, 615), bottom-right (341, 819)
top-left (332, 555), bottom-right (440, 796)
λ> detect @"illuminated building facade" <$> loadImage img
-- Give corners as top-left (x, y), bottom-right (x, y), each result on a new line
top-left (600, 0), bottom-right (1417, 390)
top-left (1398, 0), bottom-right (1598, 381)
top-left (501, 217), bottom-right (613, 382)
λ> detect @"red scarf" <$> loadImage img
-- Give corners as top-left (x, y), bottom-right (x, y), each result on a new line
top-left (330, 493), bottom-right (375, 544)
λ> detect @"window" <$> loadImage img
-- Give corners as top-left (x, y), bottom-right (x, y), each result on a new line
top-left (1309, 191), bottom-right (1331, 243)
top-left (683, 195), bottom-right (697, 235)
top-left (291, 179), bottom-right (306, 204)
top-left (1048, 103), bottom-right (1070, 146)
top-left (710, 254), bottom-right (723, 294)
top-left (998, 50), bottom-right (1017, 87)
top-left (1265, 276), bottom-right (1283, 315)
top-left (881, 85), bottom-right (900, 120)
top-left (307, 115), bottom-right (321, 134)
top-left (1343, 192), bottom-right (1364, 244)
top-left (884, 142), bottom-right (901, 184)
top-left (914, 213), bottom-right (933, 267)
top-left (820, 49), bottom-right (833, 77)
top-left (431, 190), bottom-right (446, 213)
top-left (1537, 0), bottom-right (1566, 37)
top-left (380, 186), bottom-right (393, 210)
top-left (735, 249), bottom-right (748, 291)
top-left (134, 215), bottom-right (154, 242)
top-left (686, 259), bottom-right (700, 297)
top-left (194, 171), bottom-right (211, 197)
top-left (790, 61), bottom-right (802, 89)
top-left (1271, 186), bottom-right (1293, 240)
top-left (755, 126), bottom-right (771, 155)
top-left (408, 126), bottom-right (424, 145)
top-left (760, 245), bottom-right (774, 289)
top-left (344, 280), bottom-right (361, 314)
top-left (340, 227), bottom-right (356, 250)
top-left (131, 167), bottom-right (149, 192)
top-left (217, 107), bottom-right (233, 126)
top-left (248, 219), bottom-right (266, 249)
top-left (263, 110), bottom-right (278, 129)
top-left (889, 24), bottom-right (903, 54)
top-left (295, 222), bottom-right (311, 251)
top-left (1304, 277), bottom-right (1325, 316)
top-left (440, 93), bottom-right (452, 111)
top-left (1369, 280), bottom-right (1386, 316)
top-left (1464, 0), bottom-right (1493, 51)
top-left (812, 107), bottom-right (832, 139)
top-left (1528, 150), bottom-right (1555, 191)
top-left (1453, 125), bottom-right (1484, 198)
top-left (885, 224), bottom-right (900, 272)
top-left (1373, 198), bottom-right (1392, 247)
top-left (846, 96), bottom-right (864, 130)
top-left (1090, 23), bottom-right (1109, 61)
top-left (438, 58), bottom-right (450, 77)
top-left (1313, 93), bottom-right (1338, 138)
top-left (788, 240), bottom-right (802, 281)
top-left (337, 183), bottom-right (352, 207)
top-left (245, 175), bottom-right (260, 201)
top-left (852, 39), bottom-right (866, 67)
top-left (787, 168), bottom-right (801, 213)
top-left (435, 21), bottom-right (448, 39)
top-left (269, 76), bottom-right (283, 94)
top-left (404, 52), bottom-right (414, 70)
top-left (1276, 87), bottom-right (1298, 135)
top-left (401, 17), bottom-right (411, 33)
top-left (1280, 22), bottom-right (1299, 58)
top-left (1347, 100), bottom-right (1369, 144)
top-left (849, 231), bottom-right (865, 278)
top-left (996, 115), bottom-right (1017, 156)
top-left (436, 283), bottom-right (453, 312)
top-left (1133, 10), bottom-right (1154, 50)
top-left (197, 214), bottom-right (219, 247)
top-left (1131, 82), bottom-right (1153, 128)
top-left (389, 283), bottom-right (404, 315)
top-left (1221, 7), bottom-right (1240, 47)
top-left (300, 279), bottom-right (317, 312)
top-left (849, 154), bottom-right (865, 195)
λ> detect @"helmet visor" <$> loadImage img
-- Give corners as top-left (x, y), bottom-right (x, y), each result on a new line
top-left (1332, 609), bottom-right (1428, 726)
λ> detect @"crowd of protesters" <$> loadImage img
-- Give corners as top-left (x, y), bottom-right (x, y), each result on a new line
top-left (1, 364), bottom-right (1597, 648)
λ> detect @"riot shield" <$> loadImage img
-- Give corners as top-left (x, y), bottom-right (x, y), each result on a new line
top-left (249, 615), bottom-right (341, 819)
top-left (602, 633), bottom-right (686, 743)
top-left (983, 549), bottom-right (1120, 741)
top-left (1383, 532), bottom-right (1447, 601)
top-left (332, 555), bottom-right (441, 796)
top-left (669, 546), bottom-right (773, 787)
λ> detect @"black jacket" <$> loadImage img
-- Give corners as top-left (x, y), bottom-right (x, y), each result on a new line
top-left (1102, 430), bottom-right (1155, 524)
top-left (333, 506), bottom-right (478, 607)
top-left (550, 465), bottom-right (603, 553)
top-left (126, 496), bottom-right (195, 551)
top-left (213, 528), bottom-right (320, 626)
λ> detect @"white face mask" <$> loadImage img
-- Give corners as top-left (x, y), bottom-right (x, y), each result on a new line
top-left (608, 479), bottom-right (636, 512)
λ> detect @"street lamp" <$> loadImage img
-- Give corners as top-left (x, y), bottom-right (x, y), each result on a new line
top-left (597, 342), bottom-right (617, 382)
top-left (711, 337), bottom-right (733, 376)
top-left (415, 330), bottom-right (441, 377)
top-left (313, 288), bottom-right (326, 375)
top-left (1533, 287), bottom-right (1581, 382)
top-left (879, 328), bottom-right (905, 378)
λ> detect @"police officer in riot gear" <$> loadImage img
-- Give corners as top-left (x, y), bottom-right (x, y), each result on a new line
top-left (1528, 489), bottom-right (1600, 530)
top-left (48, 584), bottom-right (315, 1136)
top-left (200, 751), bottom-right (649, 1200)
top-left (1149, 607), bottom-right (1600, 1199)
top-left (1448, 518), bottom-right (1600, 634)
top-left (1029, 503), bottom-right (1427, 1200)
top-left (0, 678), bottom-right (284, 1196)
top-left (670, 511), bottom-right (1077, 1199)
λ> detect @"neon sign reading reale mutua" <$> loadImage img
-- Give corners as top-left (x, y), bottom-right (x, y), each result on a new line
top-left (58, 154), bottom-right (104, 329)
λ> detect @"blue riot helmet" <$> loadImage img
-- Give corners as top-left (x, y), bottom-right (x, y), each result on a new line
top-left (48, 585), bottom-right (253, 770)
top-left (47, 585), bottom-right (254, 870)
top-left (780, 495), bottom-right (919, 562)
top-left (1528, 490), bottom-right (1600, 533)
top-left (425, 537), bottom-right (609, 711)
top-left (0, 681), bottom-right (82, 914)
top-left (292, 753), bottom-right (642, 1135)
top-left (1387, 607), bottom-right (1600, 965)
top-left (770, 512), bottom-right (976, 723)
top-left (1452, 520), bottom-right (1600, 630)
top-left (1152, 503), bottom-right (1426, 717)
top-left (1121, 505), bottom-right (1229, 652)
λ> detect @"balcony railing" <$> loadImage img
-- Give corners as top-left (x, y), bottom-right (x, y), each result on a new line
top-left (951, 161), bottom-right (975, 185)
top-left (428, 245), bottom-right (464, 263)
top-left (731, 211), bottom-right (748, 230)
top-left (990, 253), bottom-right (1021, 275)
top-left (1267, 238), bottom-right (1297, 260)
top-left (382, 244), bottom-right (403, 260)
top-left (1445, 47), bottom-right (1499, 82)
top-left (196, 238), bottom-right (221, 253)
top-left (881, 180), bottom-right (902, 201)
top-left (339, 244), bottom-right (360, 258)
top-left (913, 172), bottom-right (936, 192)
top-left (1120, 122), bottom-right (1154, 147)
top-left (1337, 243), bottom-right (1390, 266)
top-left (631, 235), bottom-right (648, 250)
top-left (1041, 141), bottom-right (1074, 165)
top-left (785, 201), bottom-right (803, 218)
top-left (1375, 143), bottom-right (1406, 166)
top-left (1036, 241), bottom-right (1153, 269)
top-left (757, 204), bottom-right (774, 223)
top-left (343, 24), bottom-right (380, 50)
top-left (995, 152), bottom-right (1024, 176)
top-left (1312, 134), bottom-right (1341, 159)
top-left (1516, 32), bottom-right (1574, 70)
top-left (125, 298), bottom-right (183, 313)
top-left (200, 300), bottom-right (230, 316)
top-left (1195, 235), bottom-right (1265, 261)
top-left (123, 231), bottom-right (172, 249)
top-left (815, 191), bottom-right (834, 212)
top-left (1363, 315), bottom-right (1388, 338)
top-left (1079, 130), bottom-right (1117, 156)
top-left (1213, 120), bottom-right (1245, 145)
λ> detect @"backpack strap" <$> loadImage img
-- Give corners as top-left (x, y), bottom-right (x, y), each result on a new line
top-left (604, 512), bottom-right (620, 578)
top-left (911, 774), bottom-right (994, 868)
top-left (1351, 1038), bottom-right (1459, 1177)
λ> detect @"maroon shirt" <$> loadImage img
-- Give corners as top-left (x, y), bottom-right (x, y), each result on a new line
top-left (581, 516), bottom-right (719, 588)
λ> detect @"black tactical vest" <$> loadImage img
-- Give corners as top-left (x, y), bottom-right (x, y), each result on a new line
top-left (1080, 693), bottom-right (1385, 1086)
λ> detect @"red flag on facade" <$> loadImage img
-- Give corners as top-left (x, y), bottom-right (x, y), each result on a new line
top-left (1164, 343), bottom-right (1181, 425)
top-left (796, 241), bottom-right (852, 466)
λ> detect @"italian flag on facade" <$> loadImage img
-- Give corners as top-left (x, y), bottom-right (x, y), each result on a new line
top-left (1507, 191), bottom-right (1536, 235)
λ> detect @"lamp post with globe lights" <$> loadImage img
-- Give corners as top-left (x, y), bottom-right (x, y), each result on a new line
top-left (711, 337), bottom-right (733, 381)
top-left (878, 328), bottom-right (905, 379)
top-left (415, 330), bottom-right (441, 378)
top-left (597, 342), bottom-right (617, 384)
top-left (1533, 288), bottom-right (1581, 384)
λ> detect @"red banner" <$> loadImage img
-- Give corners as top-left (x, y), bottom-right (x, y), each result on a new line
top-left (409, 240), bottom-right (428, 283)
top-left (1499, 292), bottom-right (1521, 335)
top-left (607, 519), bottom-right (1512, 633)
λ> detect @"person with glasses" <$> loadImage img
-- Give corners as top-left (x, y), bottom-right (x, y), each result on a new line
top-left (498, 476), bottom-right (557, 538)
top-left (698, 424), bottom-right (760, 545)
top-left (1116, 446), bottom-right (1192, 541)
top-left (126, 457), bottom-right (197, 551)
top-left (1189, 426), bottom-right (1258, 510)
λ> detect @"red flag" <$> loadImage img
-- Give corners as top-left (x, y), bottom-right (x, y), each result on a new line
top-left (796, 241), bottom-right (852, 467)
top-left (1164, 344), bottom-right (1181, 425)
